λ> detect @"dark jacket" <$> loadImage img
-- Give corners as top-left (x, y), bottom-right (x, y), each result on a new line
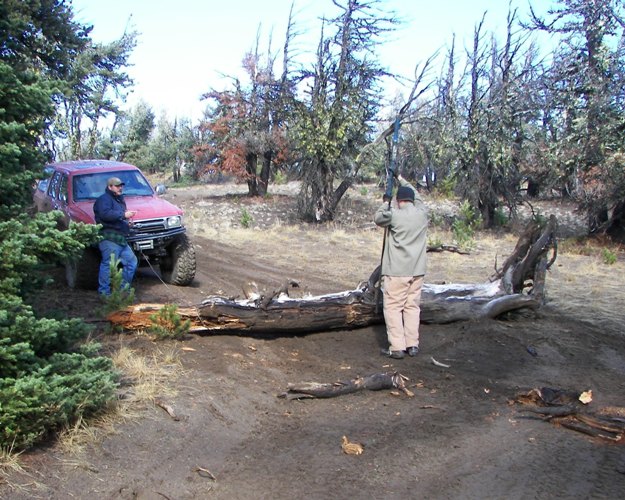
top-left (93, 187), bottom-right (131, 240)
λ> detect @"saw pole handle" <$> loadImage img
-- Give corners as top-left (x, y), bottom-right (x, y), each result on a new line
top-left (377, 117), bottom-right (402, 312)
top-left (384, 117), bottom-right (401, 204)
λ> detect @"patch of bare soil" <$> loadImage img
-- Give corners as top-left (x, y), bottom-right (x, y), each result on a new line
top-left (3, 182), bottom-right (625, 499)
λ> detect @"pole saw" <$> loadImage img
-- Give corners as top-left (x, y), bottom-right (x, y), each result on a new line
top-left (375, 117), bottom-right (401, 313)
top-left (385, 117), bottom-right (401, 203)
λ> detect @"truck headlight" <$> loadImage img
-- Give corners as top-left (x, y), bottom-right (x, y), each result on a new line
top-left (166, 216), bottom-right (182, 228)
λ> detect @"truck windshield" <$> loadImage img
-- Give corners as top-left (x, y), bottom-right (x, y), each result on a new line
top-left (73, 171), bottom-right (154, 200)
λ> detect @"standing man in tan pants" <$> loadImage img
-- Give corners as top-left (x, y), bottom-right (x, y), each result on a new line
top-left (374, 175), bottom-right (428, 359)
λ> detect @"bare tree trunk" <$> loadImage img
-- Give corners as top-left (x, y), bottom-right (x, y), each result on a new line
top-left (297, 159), bottom-right (336, 222)
top-left (257, 151), bottom-right (271, 197)
top-left (246, 153), bottom-right (259, 196)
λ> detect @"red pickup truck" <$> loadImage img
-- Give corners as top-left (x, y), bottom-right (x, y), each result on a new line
top-left (34, 159), bottom-right (196, 289)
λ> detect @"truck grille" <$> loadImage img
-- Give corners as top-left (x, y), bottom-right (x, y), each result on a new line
top-left (132, 218), bottom-right (168, 235)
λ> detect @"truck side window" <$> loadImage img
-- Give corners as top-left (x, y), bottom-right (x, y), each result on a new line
top-left (59, 174), bottom-right (68, 203)
top-left (48, 172), bottom-right (62, 200)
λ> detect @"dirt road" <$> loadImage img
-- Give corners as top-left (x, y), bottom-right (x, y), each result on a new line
top-left (4, 184), bottom-right (625, 499)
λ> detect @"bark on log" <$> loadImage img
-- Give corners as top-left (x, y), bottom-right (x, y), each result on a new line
top-left (108, 217), bottom-right (558, 334)
top-left (278, 371), bottom-right (412, 400)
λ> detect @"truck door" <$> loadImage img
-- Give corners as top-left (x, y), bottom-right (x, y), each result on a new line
top-left (42, 172), bottom-right (70, 228)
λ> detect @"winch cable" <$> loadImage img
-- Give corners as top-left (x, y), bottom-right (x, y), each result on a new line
top-left (135, 249), bottom-right (201, 312)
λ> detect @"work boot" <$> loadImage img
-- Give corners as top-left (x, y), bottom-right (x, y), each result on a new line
top-left (407, 346), bottom-right (420, 357)
top-left (380, 348), bottom-right (405, 359)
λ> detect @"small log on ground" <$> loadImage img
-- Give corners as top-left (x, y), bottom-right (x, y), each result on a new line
top-left (514, 387), bottom-right (625, 443)
top-left (108, 217), bottom-right (558, 334)
top-left (278, 371), bottom-right (412, 400)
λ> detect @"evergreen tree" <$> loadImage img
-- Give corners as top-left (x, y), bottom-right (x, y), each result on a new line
top-left (118, 100), bottom-right (156, 168)
top-left (0, 0), bottom-right (119, 450)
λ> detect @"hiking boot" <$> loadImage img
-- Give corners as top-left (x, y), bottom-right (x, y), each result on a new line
top-left (407, 346), bottom-right (420, 357)
top-left (380, 348), bottom-right (405, 359)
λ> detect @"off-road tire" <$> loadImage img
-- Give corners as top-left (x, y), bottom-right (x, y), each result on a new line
top-left (160, 233), bottom-right (196, 286)
top-left (65, 247), bottom-right (100, 290)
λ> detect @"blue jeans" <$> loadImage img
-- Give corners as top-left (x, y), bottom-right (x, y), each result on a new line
top-left (98, 240), bottom-right (138, 295)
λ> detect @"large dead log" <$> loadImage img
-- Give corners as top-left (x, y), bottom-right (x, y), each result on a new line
top-left (108, 216), bottom-right (558, 334)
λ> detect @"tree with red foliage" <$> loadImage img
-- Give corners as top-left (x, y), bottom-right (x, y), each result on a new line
top-left (194, 12), bottom-right (296, 196)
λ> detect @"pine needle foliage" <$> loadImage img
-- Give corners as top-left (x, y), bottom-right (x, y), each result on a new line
top-left (97, 255), bottom-right (136, 319)
top-left (148, 304), bottom-right (191, 340)
top-left (0, 1), bottom-right (122, 451)
top-left (0, 215), bottom-right (118, 450)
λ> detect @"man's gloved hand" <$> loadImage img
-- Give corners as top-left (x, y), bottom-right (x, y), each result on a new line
top-left (383, 194), bottom-right (391, 203)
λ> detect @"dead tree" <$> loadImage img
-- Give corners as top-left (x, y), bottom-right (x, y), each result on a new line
top-left (108, 216), bottom-right (558, 334)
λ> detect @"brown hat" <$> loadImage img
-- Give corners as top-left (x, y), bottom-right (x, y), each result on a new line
top-left (107, 177), bottom-right (124, 187)
top-left (396, 186), bottom-right (414, 202)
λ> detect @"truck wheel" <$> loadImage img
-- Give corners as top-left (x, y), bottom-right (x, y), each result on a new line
top-left (160, 233), bottom-right (196, 286)
top-left (66, 247), bottom-right (100, 290)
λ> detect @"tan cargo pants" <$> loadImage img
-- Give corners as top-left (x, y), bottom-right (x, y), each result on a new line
top-left (382, 275), bottom-right (424, 352)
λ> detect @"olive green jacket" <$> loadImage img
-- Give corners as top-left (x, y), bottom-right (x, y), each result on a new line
top-left (374, 178), bottom-right (428, 277)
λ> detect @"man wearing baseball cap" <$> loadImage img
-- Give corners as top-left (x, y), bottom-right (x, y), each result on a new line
top-left (93, 177), bottom-right (138, 296)
top-left (374, 174), bottom-right (428, 359)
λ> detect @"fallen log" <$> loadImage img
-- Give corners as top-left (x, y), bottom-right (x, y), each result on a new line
top-left (278, 371), bottom-right (413, 400)
top-left (108, 216), bottom-right (558, 334)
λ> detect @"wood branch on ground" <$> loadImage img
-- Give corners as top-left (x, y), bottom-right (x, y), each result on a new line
top-left (426, 243), bottom-right (470, 254)
top-left (513, 387), bottom-right (625, 443)
top-left (154, 398), bottom-right (180, 421)
top-left (278, 371), bottom-right (413, 400)
top-left (107, 217), bottom-right (558, 334)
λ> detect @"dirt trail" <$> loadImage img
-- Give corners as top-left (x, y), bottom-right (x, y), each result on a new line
top-left (3, 184), bottom-right (625, 499)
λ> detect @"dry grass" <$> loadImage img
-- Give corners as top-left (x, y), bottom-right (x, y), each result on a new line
top-left (113, 343), bottom-right (182, 402)
top-left (547, 248), bottom-right (625, 334)
top-left (1, 342), bottom-right (185, 493)
top-left (55, 343), bottom-right (183, 459)
top-left (0, 447), bottom-right (23, 476)
top-left (0, 446), bottom-right (37, 494)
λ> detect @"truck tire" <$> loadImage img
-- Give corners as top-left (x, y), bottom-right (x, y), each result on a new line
top-left (65, 247), bottom-right (100, 290)
top-left (160, 233), bottom-right (196, 286)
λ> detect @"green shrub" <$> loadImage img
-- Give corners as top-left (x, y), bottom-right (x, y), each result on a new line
top-left (436, 176), bottom-right (456, 198)
top-left (428, 212), bottom-right (445, 228)
top-left (427, 235), bottom-right (444, 249)
top-left (273, 170), bottom-right (287, 185)
top-left (452, 200), bottom-right (482, 249)
top-left (97, 255), bottom-right (135, 319)
top-left (494, 208), bottom-right (508, 227)
top-left (1, 7), bottom-right (120, 451)
top-left (0, 352), bottom-right (118, 449)
top-left (0, 213), bottom-right (117, 450)
top-left (240, 208), bottom-right (254, 228)
top-left (359, 186), bottom-right (369, 196)
top-left (148, 304), bottom-right (191, 340)
top-left (602, 248), bottom-right (617, 265)
top-left (532, 209), bottom-right (547, 227)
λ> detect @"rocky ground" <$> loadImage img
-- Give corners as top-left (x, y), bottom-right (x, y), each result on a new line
top-left (2, 181), bottom-right (624, 500)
